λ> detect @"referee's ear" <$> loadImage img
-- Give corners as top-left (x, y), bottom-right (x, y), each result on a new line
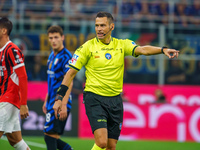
top-left (111, 23), bottom-right (114, 31)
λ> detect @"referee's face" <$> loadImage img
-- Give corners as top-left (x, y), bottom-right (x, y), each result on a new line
top-left (95, 17), bottom-right (111, 40)
top-left (48, 32), bottom-right (64, 52)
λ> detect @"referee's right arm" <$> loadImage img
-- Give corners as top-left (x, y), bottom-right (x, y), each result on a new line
top-left (53, 68), bottom-right (78, 119)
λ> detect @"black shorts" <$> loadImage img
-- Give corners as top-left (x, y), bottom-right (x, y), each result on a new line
top-left (44, 109), bottom-right (70, 135)
top-left (83, 92), bottom-right (123, 140)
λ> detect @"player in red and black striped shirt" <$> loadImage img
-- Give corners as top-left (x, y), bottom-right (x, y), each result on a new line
top-left (0, 17), bottom-right (30, 150)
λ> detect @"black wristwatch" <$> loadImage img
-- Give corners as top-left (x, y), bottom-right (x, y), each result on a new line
top-left (161, 46), bottom-right (167, 54)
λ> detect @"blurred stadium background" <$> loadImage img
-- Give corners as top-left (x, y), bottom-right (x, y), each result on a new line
top-left (0, 0), bottom-right (200, 149)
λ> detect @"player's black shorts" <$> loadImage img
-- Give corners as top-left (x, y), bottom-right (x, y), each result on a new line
top-left (44, 109), bottom-right (70, 135)
top-left (83, 91), bottom-right (123, 140)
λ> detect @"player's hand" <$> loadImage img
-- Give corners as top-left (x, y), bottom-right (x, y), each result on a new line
top-left (42, 102), bottom-right (47, 114)
top-left (53, 100), bottom-right (62, 119)
top-left (59, 104), bottom-right (68, 121)
top-left (163, 48), bottom-right (179, 59)
top-left (20, 105), bottom-right (29, 119)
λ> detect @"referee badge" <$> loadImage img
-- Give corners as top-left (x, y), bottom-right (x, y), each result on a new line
top-left (105, 53), bottom-right (112, 60)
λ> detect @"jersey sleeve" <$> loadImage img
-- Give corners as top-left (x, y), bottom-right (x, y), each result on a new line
top-left (7, 48), bottom-right (25, 70)
top-left (123, 39), bottom-right (139, 57)
top-left (62, 54), bottom-right (72, 74)
top-left (69, 42), bottom-right (90, 71)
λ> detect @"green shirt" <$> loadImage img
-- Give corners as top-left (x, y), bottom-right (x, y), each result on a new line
top-left (69, 37), bottom-right (138, 96)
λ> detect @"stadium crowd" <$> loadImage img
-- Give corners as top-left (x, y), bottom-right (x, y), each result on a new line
top-left (1, 0), bottom-right (200, 85)
top-left (1, 0), bottom-right (200, 30)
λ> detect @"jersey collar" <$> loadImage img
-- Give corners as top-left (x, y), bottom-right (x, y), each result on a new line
top-left (96, 36), bottom-right (113, 45)
top-left (0, 41), bottom-right (11, 52)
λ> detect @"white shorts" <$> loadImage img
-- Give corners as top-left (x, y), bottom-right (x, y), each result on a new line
top-left (0, 102), bottom-right (21, 133)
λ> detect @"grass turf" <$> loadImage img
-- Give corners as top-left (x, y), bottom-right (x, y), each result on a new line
top-left (0, 136), bottom-right (199, 150)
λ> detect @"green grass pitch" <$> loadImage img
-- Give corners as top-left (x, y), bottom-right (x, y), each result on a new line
top-left (0, 136), bottom-right (200, 150)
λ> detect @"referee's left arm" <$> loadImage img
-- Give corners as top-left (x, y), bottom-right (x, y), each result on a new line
top-left (134, 45), bottom-right (179, 58)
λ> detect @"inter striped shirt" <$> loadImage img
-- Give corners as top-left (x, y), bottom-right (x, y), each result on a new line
top-left (46, 48), bottom-right (72, 111)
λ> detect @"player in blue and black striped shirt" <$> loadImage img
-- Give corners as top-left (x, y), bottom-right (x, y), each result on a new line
top-left (42, 25), bottom-right (73, 150)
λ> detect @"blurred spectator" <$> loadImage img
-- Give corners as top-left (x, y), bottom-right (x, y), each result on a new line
top-left (132, 1), bottom-right (142, 21)
top-left (157, 1), bottom-right (169, 25)
top-left (120, 0), bottom-right (134, 25)
top-left (79, 0), bottom-right (98, 34)
top-left (48, 0), bottom-right (64, 21)
top-left (189, 0), bottom-right (200, 26)
top-left (165, 59), bottom-right (186, 84)
top-left (27, 54), bottom-right (47, 81)
top-left (97, 0), bottom-right (118, 14)
top-left (139, 0), bottom-right (158, 30)
top-left (174, 0), bottom-right (191, 27)
top-left (153, 88), bottom-right (167, 103)
top-left (25, 0), bottom-right (51, 30)
top-left (148, 0), bottom-right (160, 24)
top-left (68, 0), bottom-right (82, 23)
top-left (0, 0), bottom-right (13, 18)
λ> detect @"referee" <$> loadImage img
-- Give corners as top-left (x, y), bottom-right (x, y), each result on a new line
top-left (53, 12), bottom-right (179, 150)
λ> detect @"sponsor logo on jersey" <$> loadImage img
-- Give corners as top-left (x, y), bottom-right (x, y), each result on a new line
top-left (76, 46), bottom-right (83, 51)
top-left (97, 119), bottom-right (107, 122)
top-left (14, 58), bottom-right (23, 64)
top-left (44, 126), bottom-right (49, 129)
top-left (101, 48), bottom-right (113, 50)
top-left (16, 54), bottom-right (19, 59)
top-left (95, 56), bottom-right (100, 58)
top-left (70, 54), bottom-right (79, 65)
top-left (105, 53), bottom-right (112, 60)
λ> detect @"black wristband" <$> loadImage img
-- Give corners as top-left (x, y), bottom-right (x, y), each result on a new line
top-left (56, 84), bottom-right (69, 98)
top-left (161, 46), bottom-right (167, 54)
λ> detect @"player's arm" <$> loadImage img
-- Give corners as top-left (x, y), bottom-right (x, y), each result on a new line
top-left (134, 46), bottom-right (179, 58)
top-left (15, 66), bottom-right (29, 119)
top-left (42, 93), bottom-right (48, 114)
top-left (53, 68), bottom-right (78, 119)
top-left (59, 80), bottom-right (73, 121)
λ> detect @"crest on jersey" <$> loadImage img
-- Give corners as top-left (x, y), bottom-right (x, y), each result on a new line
top-left (132, 41), bottom-right (136, 45)
top-left (54, 58), bottom-right (59, 65)
top-left (105, 53), bottom-right (112, 60)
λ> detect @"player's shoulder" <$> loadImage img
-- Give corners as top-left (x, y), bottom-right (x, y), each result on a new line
top-left (84, 37), bottom-right (97, 46)
top-left (75, 37), bottom-right (96, 51)
top-left (59, 48), bottom-right (72, 59)
top-left (113, 37), bottom-right (136, 45)
top-left (48, 51), bottom-right (54, 58)
top-left (7, 41), bottom-right (20, 51)
top-left (112, 37), bottom-right (132, 42)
